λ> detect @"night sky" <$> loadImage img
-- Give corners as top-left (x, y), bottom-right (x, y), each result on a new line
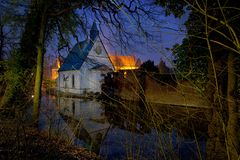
top-left (46, 3), bottom-right (189, 67)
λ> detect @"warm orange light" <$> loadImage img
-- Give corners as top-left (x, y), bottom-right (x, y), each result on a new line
top-left (57, 58), bottom-right (61, 68)
top-left (51, 69), bottom-right (58, 80)
top-left (109, 55), bottom-right (140, 71)
top-left (116, 66), bottom-right (139, 70)
top-left (124, 71), bottom-right (127, 78)
top-left (51, 58), bottom-right (61, 80)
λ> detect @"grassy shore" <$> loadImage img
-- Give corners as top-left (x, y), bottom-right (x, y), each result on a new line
top-left (0, 119), bottom-right (99, 160)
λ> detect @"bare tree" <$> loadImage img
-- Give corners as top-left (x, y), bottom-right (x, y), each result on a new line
top-left (0, 0), bottom-right (165, 122)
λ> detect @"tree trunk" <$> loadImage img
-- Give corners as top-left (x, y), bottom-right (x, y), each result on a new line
top-left (0, 24), bottom-right (3, 61)
top-left (206, 58), bottom-right (228, 160)
top-left (226, 52), bottom-right (239, 159)
top-left (0, 1), bottom-right (41, 109)
top-left (32, 10), bottom-right (47, 122)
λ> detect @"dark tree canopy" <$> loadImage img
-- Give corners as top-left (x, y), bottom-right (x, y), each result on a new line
top-left (140, 60), bottom-right (159, 73)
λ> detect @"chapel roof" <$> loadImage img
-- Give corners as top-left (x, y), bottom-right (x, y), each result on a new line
top-left (58, 22), bottom-right (99, 72)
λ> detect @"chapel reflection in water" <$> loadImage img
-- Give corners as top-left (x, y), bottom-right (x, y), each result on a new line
top-left (57, 96), bottom-right (211, 159)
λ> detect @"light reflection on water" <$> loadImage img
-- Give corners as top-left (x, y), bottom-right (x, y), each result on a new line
top-left (40, 96), bottom-right (208, 160)
top-left (39, 96), bottom-right (85, 146)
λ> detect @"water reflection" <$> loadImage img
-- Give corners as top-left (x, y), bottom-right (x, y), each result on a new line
top-left (39, 96), bottom-right (85, 146)
top-left (102, 101), bottom-right (208, 159)
top-left (57, 97), bottom-right (110, 152)
top-left (55, 96), bottom-right (210, 159)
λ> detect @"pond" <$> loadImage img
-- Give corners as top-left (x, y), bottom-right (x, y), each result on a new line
top-left (39, 96), bottom-right (210, 160)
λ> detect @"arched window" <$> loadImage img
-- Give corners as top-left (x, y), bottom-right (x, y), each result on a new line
top-left (63, 74), bottom-right (67, 88)
top-left (72, 74), bottom-right (75, 88)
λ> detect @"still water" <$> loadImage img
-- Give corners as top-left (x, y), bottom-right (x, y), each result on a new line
top-left (40, 96), bottom-right (209, 160)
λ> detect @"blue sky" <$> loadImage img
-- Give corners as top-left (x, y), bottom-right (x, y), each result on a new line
top-left (47, 2), bottom-right (189, 67)
top-left (1, 0), bottom-right (189, 67)
top-left (101, 10), bottom-right (188, 67)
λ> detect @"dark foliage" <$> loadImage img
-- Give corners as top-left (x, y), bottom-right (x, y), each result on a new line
top-left (139, 60), bottom-right (159, 73)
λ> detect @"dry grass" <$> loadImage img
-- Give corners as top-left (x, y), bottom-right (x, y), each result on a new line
top-left (0, 119), bottom-right (99, 160)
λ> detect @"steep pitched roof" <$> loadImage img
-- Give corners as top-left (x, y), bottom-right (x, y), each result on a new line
top-left (58, 22), bottom-right (99, 72)
top-left (58, 40), bottom-right (93, 71)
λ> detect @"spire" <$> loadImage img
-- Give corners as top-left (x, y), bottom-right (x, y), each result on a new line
top-left (90, 21), bottom-right (99, 41)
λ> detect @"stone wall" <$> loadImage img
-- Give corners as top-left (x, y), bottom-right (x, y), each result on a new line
top-left (145, 75), bottom-right (208, 107)
top-left (116, 72), bottom-right (209, 108)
